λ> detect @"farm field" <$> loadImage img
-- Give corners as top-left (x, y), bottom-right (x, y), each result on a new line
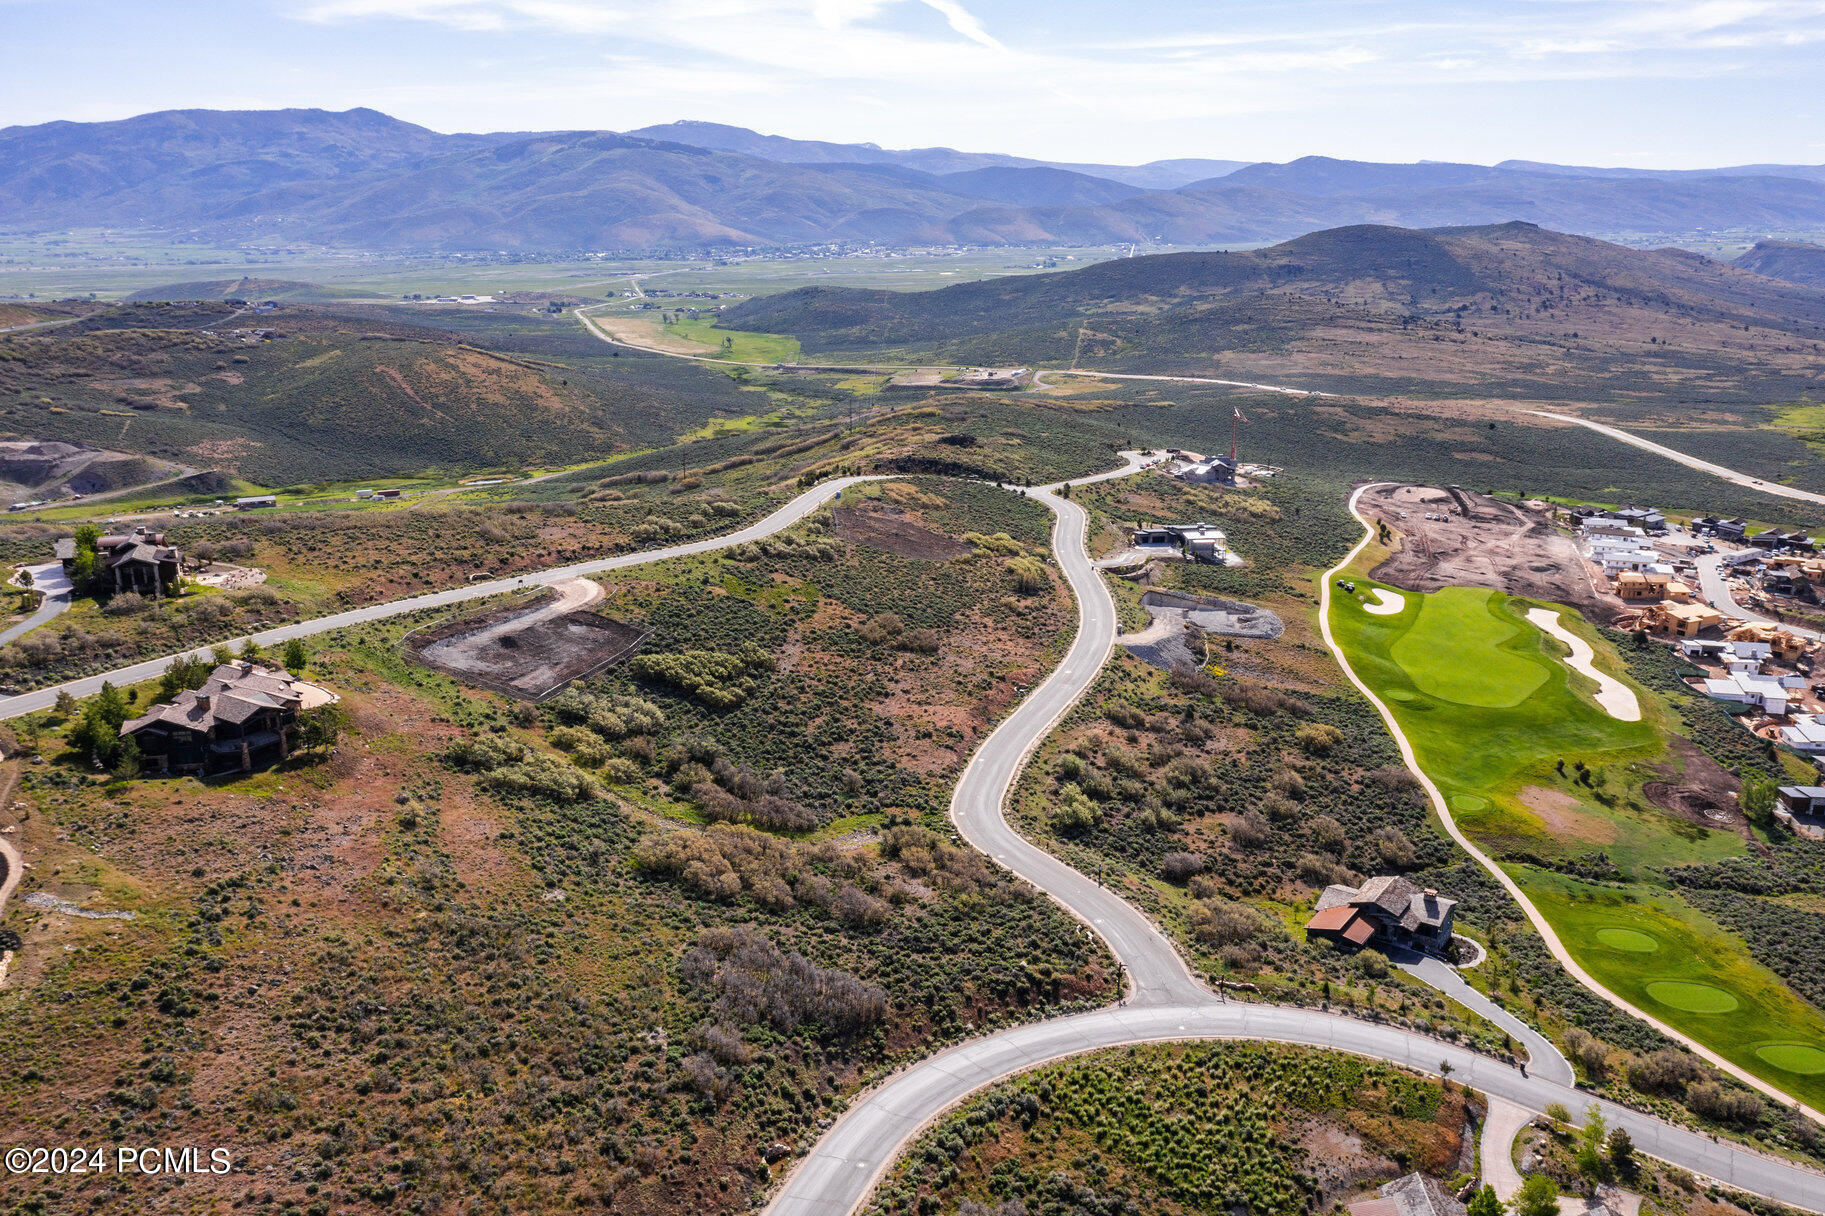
top-left (0, 235), bottom-right (1133, 302)
top-left (1328, 577), bottom-right (1825, 1110)
top-left (585, 307), bottom-right (802, 363)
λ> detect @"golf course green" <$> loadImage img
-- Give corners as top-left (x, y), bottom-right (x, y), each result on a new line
top-left (1594, 927), bottom-right (1660, 953)
top-left (1646, 981), bottom-right (1740, 1014)
top-left (1330, 576), bottom-right (1825, 1111)
top-left (1389, 589), bottom-right (1550, 706)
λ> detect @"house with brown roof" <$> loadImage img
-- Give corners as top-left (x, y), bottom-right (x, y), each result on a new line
top-left (60, 526), bottom-right (182, 595)
top-left (1305, 876), bottom-right (1456, 954)
top-left (120, 662), bottom-right (333, 775)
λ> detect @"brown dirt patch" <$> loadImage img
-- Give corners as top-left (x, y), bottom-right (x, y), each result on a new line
top-left (1643, 736), bottom-right (1750, 837)
top-left (1363, 483), bottom-right (1622, 624)
top-left (406, 595), bottom-right (645, 701)
top-left (1519, 785), bottom-right (1616, 843)
top-left (834, 505), bottom-right (970, 560)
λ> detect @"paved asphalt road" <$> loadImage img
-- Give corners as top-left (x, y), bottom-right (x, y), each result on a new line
top-left (9, 397), bottom-right (1822, 1204)
top-left (1694, 551), bottom-right (1825, 642)
top-left (0, 474), bottom-right (882, 721)
top-left (766, 1000), bottom-right (1825, 1216)
top-left (1530, 411), bottom-right (1825, 509)
top-left (766, 468), bottom-right (1825, 1216)
top-left (0, 562), bottom-right (72, 647)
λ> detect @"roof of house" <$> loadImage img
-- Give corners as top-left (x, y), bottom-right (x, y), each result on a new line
top-left (1305, 905), bottom-right (1378, 945)
top-left (1778, 785), bottom-right (1825, 799)
top-left (1312, 877), bottom-right (1456, 936)
top-left (104, 542), bottom-right (178, 569)
top-left (1374, 1172), bottom-right (1467, 1216)
top-left (121, 662), bottom-right (310, 738)
top-left (1781, 717), bottom-right (1825, 745)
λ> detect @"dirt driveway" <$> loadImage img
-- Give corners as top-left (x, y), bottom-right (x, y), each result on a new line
top-left (1361, 484), bottom-right (1621, 623)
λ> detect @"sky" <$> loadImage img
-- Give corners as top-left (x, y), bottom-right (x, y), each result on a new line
top-left (4, 0), bottom-right (1824, 168)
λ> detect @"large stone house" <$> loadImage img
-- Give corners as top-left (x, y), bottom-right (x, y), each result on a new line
top-left (120, 662), bottom-right (327, 775)
top-left (1304, 876), bottom-right (1456, 954)
top-left (57, 526), bottom-right (182, 595)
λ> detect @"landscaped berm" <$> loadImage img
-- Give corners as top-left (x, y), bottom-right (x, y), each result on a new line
top-left (1330, 578), bottom-right (1825, 1111)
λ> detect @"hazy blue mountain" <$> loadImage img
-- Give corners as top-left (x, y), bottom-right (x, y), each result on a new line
top-left (4, 108), bottom-right (1825, 252)
top-left (1499, 158), bottom-right (1825, 184)
top-left (625, 120), bottom-right (1248, 188)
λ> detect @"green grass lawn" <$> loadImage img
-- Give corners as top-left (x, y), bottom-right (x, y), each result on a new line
top-left (1329, 576), bottom-right (1825, 1110)
top-left (673, 316), bottom-right (801, 364)
top-left (1523, 871), bottom-right (1825, 1098)
top-left (1388, 587), bottom-right (1549, 707)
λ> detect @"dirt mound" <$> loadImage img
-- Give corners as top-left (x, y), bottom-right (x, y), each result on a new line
top-left (834, 505), bottom-right (970, 560)
top-left (1643, 739), bottom-right (1750, 837)
top-left (1362, 483), bottom-right (1621, 623)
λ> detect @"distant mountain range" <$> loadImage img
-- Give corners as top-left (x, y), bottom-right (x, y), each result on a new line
top-left (5, 107), bottom-right (1825, 253)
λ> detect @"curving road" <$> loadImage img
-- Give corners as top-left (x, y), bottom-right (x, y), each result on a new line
top-left (1320, 484), bottom-right (1824, 1125)
top-left (763, 469), bottom-right (1825, 1216)
top-left (1528, 411), bottom-right (1825, 510)
top-left (0, 475), bottom-right (884, 722)
top-left (576, 305), bottom-right (1327, 398)
top-left (6, 409), bottom-right (1821, 1204)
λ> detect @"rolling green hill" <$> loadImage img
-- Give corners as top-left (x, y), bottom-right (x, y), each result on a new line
top-left (0, 304), bottom-right (755, 484)
top-left (723, 221), bottom-right (1825, 402)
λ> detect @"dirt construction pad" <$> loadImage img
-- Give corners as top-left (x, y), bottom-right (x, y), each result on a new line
top-left (406, 582), bottom-right (645, 701)
top-left (1361, 484), bottom-right (1621, 624)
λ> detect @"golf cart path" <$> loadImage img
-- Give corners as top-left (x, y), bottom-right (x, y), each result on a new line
top-left (1, 453), bottom-right (1816, 1200)
top-left (1322, 483), bottom-right (1822, 1125)
top-left (1525, 607), bottom-right (1641, 721)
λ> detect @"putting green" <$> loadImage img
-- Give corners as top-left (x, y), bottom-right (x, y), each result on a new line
top-left (1646, 980), bottom-right (1740, 1014)
top-left (1595, 927), bottom-right (1660, 953)
top-left (1756, 1043), bottom-right (1825, 1075)
top-left (1452, 794), bottom-right (1488, 811)
top-left (1389, 589), bottom-right (1549, 707)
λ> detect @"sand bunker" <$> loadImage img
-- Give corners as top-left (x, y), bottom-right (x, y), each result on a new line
top-left (1364, 588), bottom-right (1406, 615)
top-left (1525, 607), bottom-right (1641, 722)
